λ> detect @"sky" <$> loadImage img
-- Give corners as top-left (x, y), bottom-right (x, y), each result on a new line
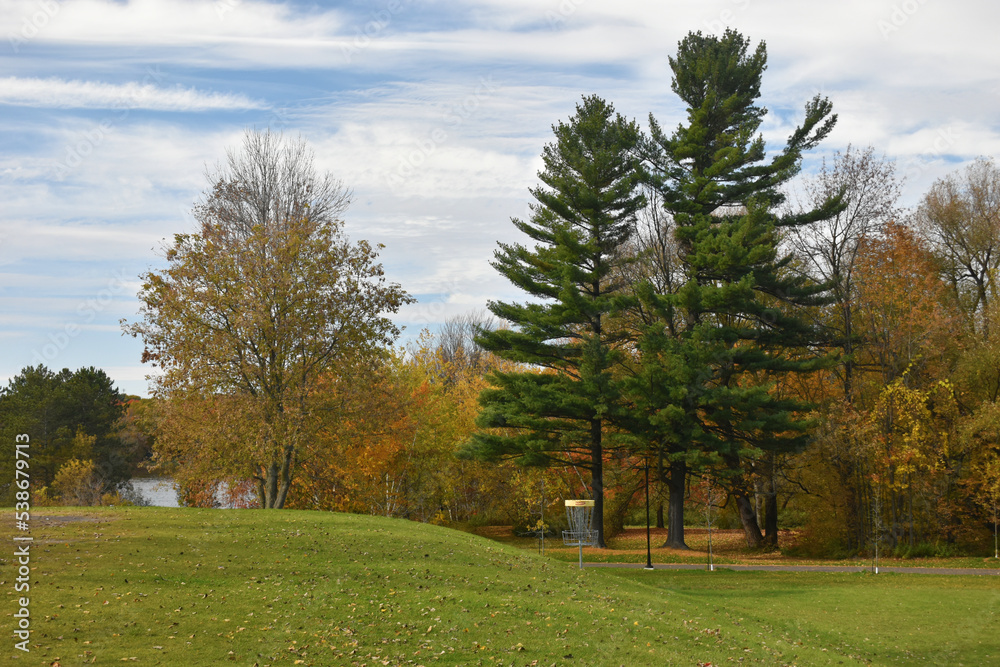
top-left (1, 0), bottom-right (998, 398)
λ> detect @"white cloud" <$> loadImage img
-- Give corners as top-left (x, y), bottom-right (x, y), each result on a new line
top-left (0, 123), bottom-right (243, 241)
top-left (1, 0), bottom-right (347, 45)
top-left (0, 222), bottom-right (164, 262)
top-left (4, 0), bottom-right (1000, 396)
top-left (0, 76), bottom-right (265, 110)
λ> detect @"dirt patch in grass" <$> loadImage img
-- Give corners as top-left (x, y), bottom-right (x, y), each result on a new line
top-left (35, 513), bottom-right (106, 525)
top-left (17, 510), bottom-right (116, 544)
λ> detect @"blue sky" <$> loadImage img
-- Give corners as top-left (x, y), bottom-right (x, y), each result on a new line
top-left (1, 0), bottom-right (998, 397)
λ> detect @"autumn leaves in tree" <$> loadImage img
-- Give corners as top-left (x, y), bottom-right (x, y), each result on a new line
top-left (124, 130), bottom-right (412, 509)
top-left (796, 160), bottom-right (1000, 556)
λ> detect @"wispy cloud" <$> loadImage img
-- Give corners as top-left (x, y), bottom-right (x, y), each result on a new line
top-left (1, 0), bottom-right (347, 44)
top-left (3, 0), bottom-right (1000, 398)
top-left (0, 76), bottom-right (266, 110)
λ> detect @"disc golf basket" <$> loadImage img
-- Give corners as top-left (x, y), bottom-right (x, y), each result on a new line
top-left (563, 499), bottom-right (598, 569)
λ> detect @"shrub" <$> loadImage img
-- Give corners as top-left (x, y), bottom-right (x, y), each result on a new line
top-left (893, 541), bottom-right (965, 559)
top-left (32, 486), bottom-right (56, 507)
top-left (52, 459), bottom-right (104, 506)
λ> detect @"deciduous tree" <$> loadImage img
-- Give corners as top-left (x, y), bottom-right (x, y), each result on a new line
top-left (853, 221), bottom-right (958, 387)
top-left (916, 157), bottom-right (1000, 337)
top-left (788, 144), bottom-right (902, 400)
top-left (124, 129), bottom-right (412, 508)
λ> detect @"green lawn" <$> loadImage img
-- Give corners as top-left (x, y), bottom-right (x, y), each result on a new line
top-left (3, 508), bottom-right (998, 666)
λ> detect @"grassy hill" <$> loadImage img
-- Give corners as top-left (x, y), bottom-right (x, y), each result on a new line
top-left (3, 508), bottom-right (998, 665)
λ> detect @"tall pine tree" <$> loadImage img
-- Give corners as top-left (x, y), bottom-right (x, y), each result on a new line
top-left (460, 95), bottom-right (644, 547)
top-left (631, 29), bottom-right (843, 548)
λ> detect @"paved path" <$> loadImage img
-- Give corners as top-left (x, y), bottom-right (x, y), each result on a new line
top-left (584, 562), bottom-right (1000, 576)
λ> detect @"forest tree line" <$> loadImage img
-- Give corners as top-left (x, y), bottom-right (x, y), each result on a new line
top-left (2, 29), bottom-right (999, 559)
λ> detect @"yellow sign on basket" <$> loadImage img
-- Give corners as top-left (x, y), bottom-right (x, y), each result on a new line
top-left (565, 499), bottom-right (595, 507)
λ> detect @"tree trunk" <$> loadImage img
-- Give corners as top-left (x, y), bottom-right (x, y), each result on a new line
top-left (656, 502), bottom-right (665, 529)
top-left (274, 444), bottom-right (295, 509)
top-left (725, 455), bottom-right (765, 548)
top-left (754, 480), bottom-right (762, 530)
top-left (591, 418), bottom-right (606, 548)
top-left (256, 476), bottom-right (267, 509)
top-left (762, 451), bottom-right (779, 548)
top-left (907, 484), bottom-right (915, 548)
top-left (763, 492), bottom-right (778, 548)
top-left (605, 477), bottom-right (644, 538)
top-left (842, 299), bottom-right (854, 401)
top-left (888, 467), bottom-right (899, 549)
top-left (853, 464), bottom-right (867, 553)
top-left (734, 490), bottom-right (765, 548)
top-left (264, 462), bottom-right (279, 508)
top-left (255, 443), bottom-right (297, 509)
top-left (662, 458), bottom-right (689, 549)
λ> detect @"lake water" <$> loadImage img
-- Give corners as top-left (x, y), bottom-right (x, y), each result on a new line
top-left (130, 477), bottom-right (180, 507)
top-left (129, 477), bottom-right (254, 508)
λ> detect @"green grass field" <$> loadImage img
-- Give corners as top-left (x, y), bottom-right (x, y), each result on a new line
top-left (3, 508), bottom-right (998, 666)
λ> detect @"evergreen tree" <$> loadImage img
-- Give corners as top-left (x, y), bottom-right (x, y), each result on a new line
top-left (460, 95), bottom-right (645, 547)
top-left (0, 365), bottom-right (127, 499)
top-left (631, 29), bottom-right (843, 548)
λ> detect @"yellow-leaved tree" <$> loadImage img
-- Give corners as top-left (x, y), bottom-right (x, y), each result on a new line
top-left (123, 130), bottom-right (412, 508)
top-left (52, 458), bottom-right (103, 506)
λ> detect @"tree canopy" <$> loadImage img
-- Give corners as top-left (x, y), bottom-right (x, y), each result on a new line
top-left (124, 129), bottom-right (412, 508)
